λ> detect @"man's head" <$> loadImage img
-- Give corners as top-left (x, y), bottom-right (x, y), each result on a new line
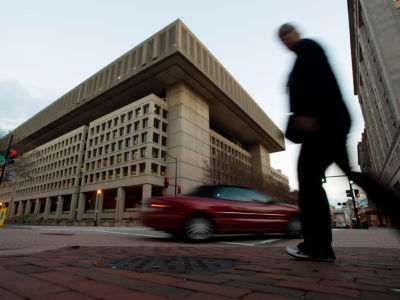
top-left (278, 23), bottom-right (301, 51)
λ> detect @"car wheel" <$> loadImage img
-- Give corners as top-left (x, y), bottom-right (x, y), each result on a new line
top-left (185, 215), bottom-right (213, 241)
top-left (287, 217), bottom-right (302, 238)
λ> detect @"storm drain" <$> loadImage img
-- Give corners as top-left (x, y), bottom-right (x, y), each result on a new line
top-left (105, 256), bottom-right (235, 273)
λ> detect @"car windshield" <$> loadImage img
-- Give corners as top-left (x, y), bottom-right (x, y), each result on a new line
top-left (215, 186), bottom-right (273, 203)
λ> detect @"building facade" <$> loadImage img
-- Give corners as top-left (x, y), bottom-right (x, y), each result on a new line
top-left (0, 20), bottom-right (286, 225)
top-left (348, 0), bottom-right (400, 190)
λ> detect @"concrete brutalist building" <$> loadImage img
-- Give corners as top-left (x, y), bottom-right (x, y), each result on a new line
top-left (348, 0), bottom-right (400, 190)
top-left (0, 20), bottom-right (287, 225)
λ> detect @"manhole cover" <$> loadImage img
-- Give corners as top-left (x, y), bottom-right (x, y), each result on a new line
top-left (105, 256), bottom-right (235, 273)
top-left (41, 233), bottom-right (75, 236)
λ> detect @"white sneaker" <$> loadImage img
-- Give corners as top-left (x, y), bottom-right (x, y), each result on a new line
top-left (285, 246), bottom-right (335, 262)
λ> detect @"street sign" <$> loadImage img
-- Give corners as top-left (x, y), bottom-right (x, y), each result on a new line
top-left (0, 208), bottom-right (7, 226)
top-left (346, 190), bottom-right (353, 197)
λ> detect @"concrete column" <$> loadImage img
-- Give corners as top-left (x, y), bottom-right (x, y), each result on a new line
top-left (6, 201), bottom-right (15, 219)
top-left (94, 192), bottom-right (103, 224)
top-left (249, 144), bottom-right (271, 177)
top-left (34, 198), bottom-right (41, 215)
top-left (56, 195), bottom-right (64, 220)
top-left (69, 193), bottom-right (79, 221)
top-left (142, 184), bottom-right (152, 207)
top-left (25, 200), bottom-right (32, 215)
top-left (116, 187), bottom-right (126, 221)
top-left (17, 201), bottom-right (24, 216)
top-left (44, 197), bottom-right (51, 220)
top-left (76, 193), bottom-right (86, 221)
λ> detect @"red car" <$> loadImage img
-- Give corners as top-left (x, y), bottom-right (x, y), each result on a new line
top-left (142, 185), bottom-right (301, 241)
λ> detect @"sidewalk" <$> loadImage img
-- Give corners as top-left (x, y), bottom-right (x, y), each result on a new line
top-left (0, 228), bottom-right (399, 299)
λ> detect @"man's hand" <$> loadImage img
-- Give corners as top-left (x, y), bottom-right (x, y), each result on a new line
top-left (292, 115), bottom-right (320, 134)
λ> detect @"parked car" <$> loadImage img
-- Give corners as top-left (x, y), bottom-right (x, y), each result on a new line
top-left (142, 185), bottom-right (301, 241)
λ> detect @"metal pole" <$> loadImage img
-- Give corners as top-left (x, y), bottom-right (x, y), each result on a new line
top-left (94, 193), bottom-right (99, 226)
top-left (174, 156), bottom-right (177, 196)
top-left (349, 181), bottom-right (360, 225)
top-left (0, 134), bottom-right (13, 187)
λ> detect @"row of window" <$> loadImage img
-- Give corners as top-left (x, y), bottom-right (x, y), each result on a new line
top-left (89, 104), bottom-right (167, 137)
top-left (15, 178), bottom-right (79, 196)
top-left (84, 163), bottom-right (166, 184)
top-left (37, 132), bottom-right (84, 156)
top-left (85, 147), bottom-right (167, 172)
top-left (86, 132), bottom-right (167, 161)
top-left (32, 155), bottom-right (81, 175)
top-left (210, 136), bottom-right (251, 163)
top-left (88, 117), bottom-right (167, 147)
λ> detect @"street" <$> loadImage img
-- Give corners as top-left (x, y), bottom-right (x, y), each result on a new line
top-left (0, 225), bottom-right (291, 257)
top-left (0, 225), bottom-right (400, 299)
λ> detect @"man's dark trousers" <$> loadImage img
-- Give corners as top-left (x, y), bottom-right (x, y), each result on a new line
top-left (297, 133), bottom-right (350, 255)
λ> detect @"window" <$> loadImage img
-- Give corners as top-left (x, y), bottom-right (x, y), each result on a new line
top-left (151, 163), bottom-right (158, 174)
top-left (131, 150), bottom-right (138, 160)
top-left (108, 120), bottom-right (112, 128)
top-left (140, 147), bottom-right (146, 158)
top-left (110, 156), bottom-right (115, 165)
top-left (125, 138), bottom-right (131, 148)
top-left (153, 133), bottom-right (159, 143)
top-left (123, 167), bottom-right (128, 177)
top-left (114, 117), bottom-right (118, 126)
top-left (152, 148), bottom-right (159, 158)
top-left (119, 127), bottom-right (124, 136)
top-left (215, 187), bottom-right (272, 203)
top-left (117, 154), bottom-right (122, 163)
top-left (111, 143), bottom-right (116, 152)
top-left (141, 132), bottom-right (147, 143)
top-left (139, 163), bottom-right (146, 174)
top-left (143, 104), bottom-right (149, 114)
top-left (106, 132), bottom-right (111, 141)
top-left (116, 168), bottom-right (121, 178)
top-left (161, 136), bottom-right (167, 146)
top-left (162, 122), bottom-right (167, 132)
top-left (103, 158), bottom-right (108, 167)
top-left (142, 118), bottom-right (148, 128)
top-left (160, 166), bottom-right (166, 176)
top-left (124, 152), bottom-right (129, 162)
top-left (118, 140), bottom-right (123, 150)
top-left (135, 108), bottom-right (141, 117)
top-left (102, 172), bottom-right (106, 181)
top-left (134, 121), bottom-right (140, 131)
top-left (108, 170), bottom-right (113, 179)
top-left (128, 111), bottom-right (133, 120)
top-left (102, 122), bottom-right (106, 131)
top-left (154, 118), bottom-right (160, 129)
top-left (131, 165), bottom-right (137, 175)
top-left (133, 135), bottom-right (139, 145)
top-left (161, 151), bottom-right (167, 161)
top-left (121, 114), bottom-right (125, 123)
top-left (154, 105), bottom-right (161, 114)
top-left (162, 109), bottom-right (168, 119)
top-left (97, 160), bottom-right (101, 168)
top-left (113, 130), bottom-right (118, 139)
top-left (126, 124), bottom-right (132, 134)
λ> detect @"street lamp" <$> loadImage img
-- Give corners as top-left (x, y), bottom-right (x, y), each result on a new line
top-left (94, 189), bottom-right (102, 226)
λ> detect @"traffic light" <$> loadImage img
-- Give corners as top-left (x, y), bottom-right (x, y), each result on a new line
top-left (354, 189), bottom-right (360, 198)
top-left (8, 149), bottom-right (17, 164)
top-left (321, 174), bottom-right (326, 184)
top-left (164, 177), bottom-right (170, 188)
top-left (349, 179), bottom-right (354, 186)
top-left (346, 190), bottom-right (353, 198)
top-left (178, 185), bottom-right (182, 194)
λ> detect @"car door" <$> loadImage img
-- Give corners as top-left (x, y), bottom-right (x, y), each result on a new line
top-left (213, 187), bottom-right (287, 233)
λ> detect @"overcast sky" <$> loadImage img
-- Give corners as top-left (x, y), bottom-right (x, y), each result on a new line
top-left (0, 0), bottom-right (365, 205)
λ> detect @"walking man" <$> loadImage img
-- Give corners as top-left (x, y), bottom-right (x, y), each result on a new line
top-left (278, 23), bottom-right (352, 261)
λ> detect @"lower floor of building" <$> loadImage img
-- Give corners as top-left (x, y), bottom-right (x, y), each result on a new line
top-left (2, 184), bottom-right (164, 226)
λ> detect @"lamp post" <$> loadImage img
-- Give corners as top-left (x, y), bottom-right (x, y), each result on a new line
top-left (94, 189), bottom-right (102, 226)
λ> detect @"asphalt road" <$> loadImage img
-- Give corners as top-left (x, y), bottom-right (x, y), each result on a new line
top-left (0, 224), bottom-right (291, 257)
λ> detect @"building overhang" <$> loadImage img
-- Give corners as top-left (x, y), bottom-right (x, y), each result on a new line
top-left (5, 19), bottom-right (285, 154)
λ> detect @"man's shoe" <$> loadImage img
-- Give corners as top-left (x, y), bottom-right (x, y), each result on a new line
top-left (285, 246), bottom-right (335, 262)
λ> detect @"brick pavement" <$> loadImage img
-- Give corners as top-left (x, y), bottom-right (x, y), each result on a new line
top-left (0, 228), bottom-right (399, 299)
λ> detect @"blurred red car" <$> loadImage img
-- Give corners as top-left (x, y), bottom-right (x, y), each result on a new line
top-left (142, 185), bottom-right (301, 241)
